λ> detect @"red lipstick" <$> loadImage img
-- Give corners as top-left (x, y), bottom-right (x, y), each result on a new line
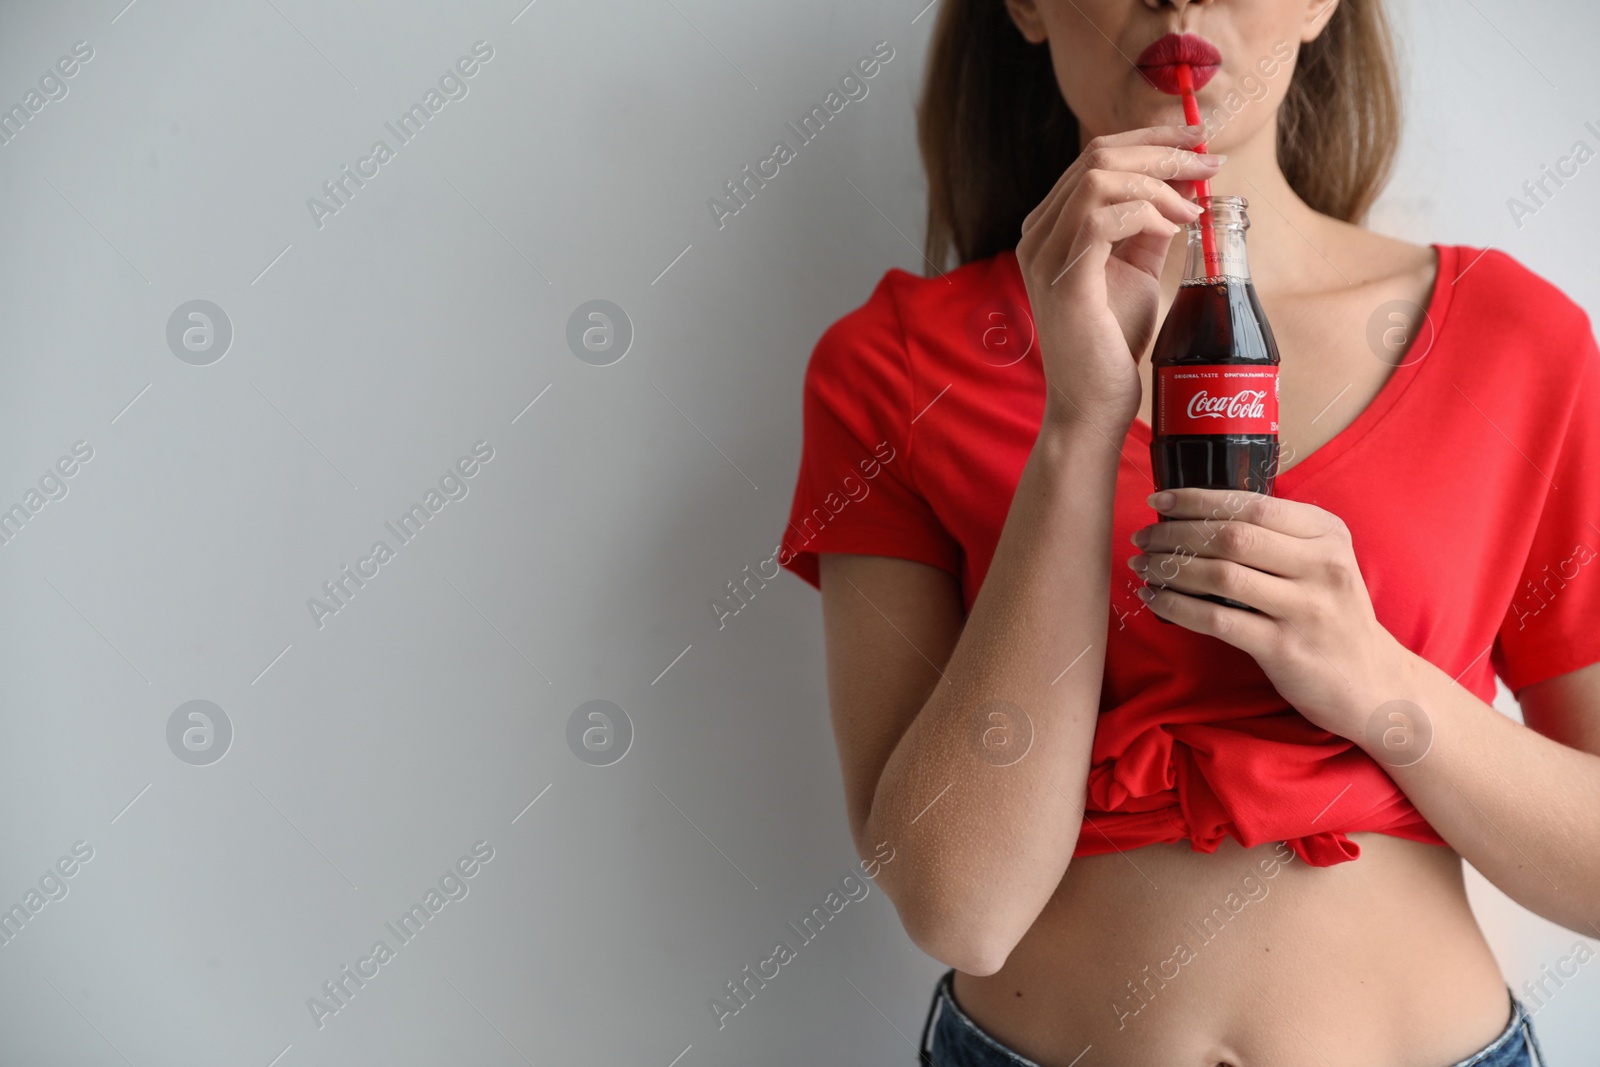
top-left (1136, 33), bottom-right (1221, 94)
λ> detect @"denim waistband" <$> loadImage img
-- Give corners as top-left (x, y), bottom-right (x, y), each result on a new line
top-left (918, 970), bottom-right (1547, 1067)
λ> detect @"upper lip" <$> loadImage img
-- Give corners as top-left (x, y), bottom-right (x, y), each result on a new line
top-left (1135, 33), bottom-right (1221, 69)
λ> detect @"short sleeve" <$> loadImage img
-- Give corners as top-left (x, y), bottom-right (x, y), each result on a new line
top-left (777, 274), bottom-right (962, 590)
top-left (1491, 321), bottom-right (1600, 693)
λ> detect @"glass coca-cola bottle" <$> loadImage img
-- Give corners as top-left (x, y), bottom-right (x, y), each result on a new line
top-left (1148, 194), bottom-right (1280, 612)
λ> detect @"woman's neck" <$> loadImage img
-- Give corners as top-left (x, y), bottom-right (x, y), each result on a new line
top-left (1153, 114), bottom-right (1339, 294)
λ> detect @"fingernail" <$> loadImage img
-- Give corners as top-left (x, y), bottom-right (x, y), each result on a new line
top-left (1200, 153), bottom-right (1227, 165)
top-left (1131, 528), bottom-right (1150, 548)
top-left (1148, 491), bottom-right (1175, 511)
top-left (1128, 555), bottom-right (1149, 573)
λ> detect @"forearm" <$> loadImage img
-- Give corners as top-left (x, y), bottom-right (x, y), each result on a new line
top-left (1363, 652), bottom-right (1600, 934)
top-left (867, 410), bottom-right (1124, 972)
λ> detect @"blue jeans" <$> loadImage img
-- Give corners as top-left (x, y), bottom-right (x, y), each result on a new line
top-left (918, 970), bottom-right (1547, 1066)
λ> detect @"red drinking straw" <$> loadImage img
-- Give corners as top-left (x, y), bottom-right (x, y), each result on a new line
top-left (1175, 63), bottom-right (1222, 277)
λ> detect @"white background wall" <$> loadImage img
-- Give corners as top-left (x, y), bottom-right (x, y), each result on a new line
top-left (0, 1), bottom-right (1594, 1064)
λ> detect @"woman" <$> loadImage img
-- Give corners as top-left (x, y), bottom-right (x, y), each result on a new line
top-left (777, 0), bottom-right (1600, 1064)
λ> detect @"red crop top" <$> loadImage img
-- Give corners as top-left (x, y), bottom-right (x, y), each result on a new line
top-left (778, 244), bottom-right (1600, 867)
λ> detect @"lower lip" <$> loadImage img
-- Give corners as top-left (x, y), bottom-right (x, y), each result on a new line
top-left (1138, 63), bottom-right (1219, 95)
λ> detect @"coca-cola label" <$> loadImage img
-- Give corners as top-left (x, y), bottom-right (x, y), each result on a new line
top-left (1156, 365), bottom-right (1279, 435)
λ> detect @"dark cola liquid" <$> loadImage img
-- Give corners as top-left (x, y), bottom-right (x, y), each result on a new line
top-left (1148, 277), bottom-right (1281, 616)
top-left (1150, 278), bottom-right (1281, 492)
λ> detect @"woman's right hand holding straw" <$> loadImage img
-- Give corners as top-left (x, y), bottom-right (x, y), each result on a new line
top-left (1015, 124), bottom-right (1223, 436)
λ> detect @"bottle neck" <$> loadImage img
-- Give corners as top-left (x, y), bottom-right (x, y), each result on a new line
top-left (1182, 222), bottom-right (1251, 284)
top-left (1182, 197), bottom-right (1253, 284)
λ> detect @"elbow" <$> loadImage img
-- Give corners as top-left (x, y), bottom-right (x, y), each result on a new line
top-left (898, 901), bottom-right (1022, 978)
top-left (849, 818), bottom-right (1036, 977)
top-left (863, 832), bottom-right (1036, 977)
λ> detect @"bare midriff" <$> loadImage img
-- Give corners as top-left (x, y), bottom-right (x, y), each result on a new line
top-left (950, 833), bottom-right (1510, 1067)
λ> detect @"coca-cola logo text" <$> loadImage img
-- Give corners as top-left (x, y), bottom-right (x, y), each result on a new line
top-left (1185, 389), bottom-right (1268, 421)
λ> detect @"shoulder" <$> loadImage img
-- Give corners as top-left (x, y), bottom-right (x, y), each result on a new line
top-left (1435, 246), bottom-right (1600, 434)
top-left (1324, 225), bottom-right (1594, 353)
top-left (1443, 246), bottom-right (1595, 354)
top-left (806, 249), bottom-right (1025, 391)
